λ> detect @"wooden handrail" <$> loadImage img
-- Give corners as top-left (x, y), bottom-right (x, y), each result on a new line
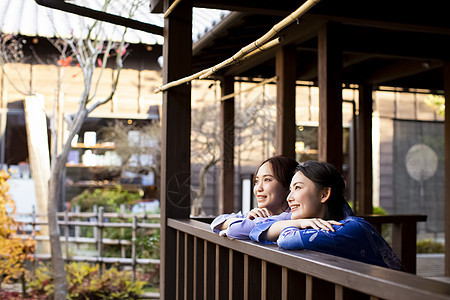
top-left (168, 218), bottom-right (450, 300)
top-left (360, 214), bottom-right (427, 224)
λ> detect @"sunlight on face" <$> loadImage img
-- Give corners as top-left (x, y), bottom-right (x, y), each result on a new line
top-left (253, 162), bottom-right (288, 215)
top-left (287, 171), bottom-right (325, 220)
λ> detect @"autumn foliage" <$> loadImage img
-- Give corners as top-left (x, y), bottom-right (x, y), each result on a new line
top-left (0, 170), bottom-right (36, 289)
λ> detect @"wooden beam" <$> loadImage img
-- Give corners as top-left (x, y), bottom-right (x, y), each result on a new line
top-left (160, 0), bottom-right (192, 299)
top-left (443, 61), bottom-right (450, 277)
top-left (218, 76), bottom-right (235, 214)
top-left (275, 45), bottom-right (296, 159)
top-left (365, 60), bottom-right (442, 85)
top-left (356, 84), bottom-right (373, 215)
top-left (300, 53), bottom-right (377, 81)
top-left (318, 22), bottom-right (343, 171)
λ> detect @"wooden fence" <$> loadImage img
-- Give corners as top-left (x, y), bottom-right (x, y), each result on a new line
top-left (13, 205), bottom-right (160, 299)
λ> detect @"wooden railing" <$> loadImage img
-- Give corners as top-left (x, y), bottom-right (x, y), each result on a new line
top-left (168, 218), bottom-right (450, 300)
top-left (194, 214), bottom-right (427, 274)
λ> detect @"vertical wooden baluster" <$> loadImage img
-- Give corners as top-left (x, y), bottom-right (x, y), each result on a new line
top-left (176, 230), bottom-right (180, 300)
top-left (281, 267), bottom-right (288, 300)
top-left (228, 249), bottom-right (233, 300)
top-left (243, 255), bottom-right (248, 300)
top-left (335, 285), bottom-right (343, 300)
top-left (306, 275), bottom-right (312, 300)
top-left (215, 244), bottom-right (219, 300)
top-left (193, 237), bottom-right (197, 299)
top-left (261, 260), bottom-right (267, 300)
top-left (205, 241), bottom-right (215, 299)
top-left (184, 233), bottom-right (188, 300)
top-left (204, 241), bottom-right (207, 300)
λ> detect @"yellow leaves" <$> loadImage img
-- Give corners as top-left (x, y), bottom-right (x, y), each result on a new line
top-left (0, 170), bottom-right (36, 285)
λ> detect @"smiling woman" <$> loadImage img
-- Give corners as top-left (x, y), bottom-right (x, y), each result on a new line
top-left (210, 155), bottom-right (298, 239)
top-left (249, 161), bottom-right (404, 270)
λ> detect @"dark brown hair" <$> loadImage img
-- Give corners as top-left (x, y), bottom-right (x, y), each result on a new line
top-left (296, 160), bottom-right (351, 221)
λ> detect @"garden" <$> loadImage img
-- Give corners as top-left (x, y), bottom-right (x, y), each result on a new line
top-left (0, 170), bottom-right (160, 299)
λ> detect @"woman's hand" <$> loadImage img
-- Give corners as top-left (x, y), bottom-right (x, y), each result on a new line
top-left (247, 207), bottom-right (272, 219)
top-left (293, 218), bottom-right (342, 232)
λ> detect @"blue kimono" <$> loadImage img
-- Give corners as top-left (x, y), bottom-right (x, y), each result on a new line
top-left (249, 216), bottom-right (404, 270)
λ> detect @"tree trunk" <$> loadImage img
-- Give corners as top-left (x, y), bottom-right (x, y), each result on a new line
top-left (47, 108), bottom-right (87, 299)
top-left (192, 159), bottom-right (218, 216)
top-left (48, 159), bottom-right (67, 299)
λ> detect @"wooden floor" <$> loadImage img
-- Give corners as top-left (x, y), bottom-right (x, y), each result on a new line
top-left (417, 253), bottom-right (450, 283)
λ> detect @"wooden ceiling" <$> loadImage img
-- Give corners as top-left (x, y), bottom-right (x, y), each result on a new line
top-left (151, 0), bottom-right (450, 91)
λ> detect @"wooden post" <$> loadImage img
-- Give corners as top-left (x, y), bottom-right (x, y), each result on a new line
top-left (357, 84), bottom-right (373, 215)
top-left (32, 206), bottom-right (37, 276)
top-left (120, 204), bottom-right (126, 258)
top-left (443, 62), bottom-right (450, 276)
top-left (93, 205), bottom-right (98, 241)
top-left (275, 46), bottom-right (296, 159)
top-left (98, 206), bottom-right (104, 275)
top-left (132, 215), bottom-right (137, 281)
top-left (318, 23), bottom-right (343, 171)
top-left (160, 0), bottom-right (192, 299)
top-left (75, 206), bottom-right (80, 250)
top-left (64, 210), bottom-right (69, 259)
top-left (219, 76), bottom-right (234, 214)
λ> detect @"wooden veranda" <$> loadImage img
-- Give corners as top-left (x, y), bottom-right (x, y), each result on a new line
top-left (149, 0), bottom-right (450, 298)
top-left (35, 0), bottom-right (450, 298)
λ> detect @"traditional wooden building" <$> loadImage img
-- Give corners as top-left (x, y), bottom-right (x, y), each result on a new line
top-left (36, 0), bottom-right (450, 298)
top-left (150, 0), bottom-right (450, 298)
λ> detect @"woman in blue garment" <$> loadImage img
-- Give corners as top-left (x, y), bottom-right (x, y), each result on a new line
top-left (250, 160), bottom-right (404, 270)
top-left (210, 155), bottom-right (299, 239)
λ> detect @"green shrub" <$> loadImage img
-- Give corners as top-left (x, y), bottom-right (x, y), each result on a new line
top-left (28, 262), bottom-right (146, 299)
top-left (68, 187), bottom-right (160, 290)
top-left (417, 239), bottom-right (445, 253)
top-left (373, 206), bottom-right (387, 215)
top-left (70, 186), bottom-right (141, 212)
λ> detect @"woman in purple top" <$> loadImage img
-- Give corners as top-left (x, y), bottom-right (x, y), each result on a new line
top-left (249, 161), bottom-right (404, 270)
top-left (210, 155), bottom-right (298, 239)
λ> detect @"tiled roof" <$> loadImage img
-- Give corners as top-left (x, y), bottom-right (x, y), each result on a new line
top-left (0, 0), bottom-right (229, 45)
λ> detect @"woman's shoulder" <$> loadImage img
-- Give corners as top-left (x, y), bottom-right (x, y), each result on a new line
top-left (341, 216), bottom-right (368, 224)
top-left (336, 216), bottom-right (375, 232)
